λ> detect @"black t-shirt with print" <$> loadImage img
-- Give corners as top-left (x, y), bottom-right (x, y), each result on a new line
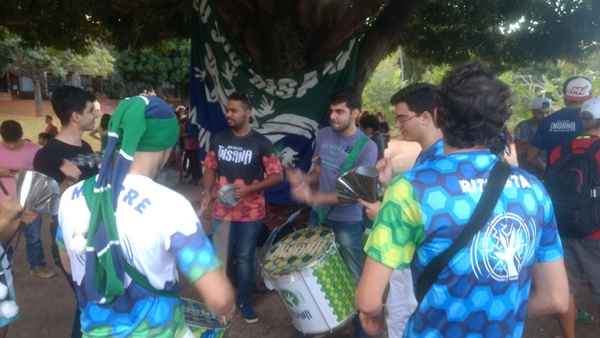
top-left (33, 138), bottom-right (98, 183)
top-left (209, 129), bottom-right (276, 184)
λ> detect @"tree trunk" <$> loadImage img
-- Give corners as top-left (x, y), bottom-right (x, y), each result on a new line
top-left (70, 72), bottom-right (82, 87)
top-left (5, 73), bottom-right (10, 94)
top-left (353, 1), bottom-right (419, 95)
top-left (33, 77), bottom-right (44, 116)
top-left (42, 72), bottom-right (49, 98)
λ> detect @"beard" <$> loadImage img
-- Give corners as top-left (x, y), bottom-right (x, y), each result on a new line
top-left (331, 119), bottom-right (353, 133)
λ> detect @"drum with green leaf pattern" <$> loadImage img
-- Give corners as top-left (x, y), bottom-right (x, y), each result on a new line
top-left (262, 227), bottom-right (356, 335)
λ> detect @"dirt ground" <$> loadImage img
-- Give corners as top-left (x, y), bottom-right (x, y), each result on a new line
top-left (5, 216), bottom-right (600, 338)
top-left (2, 99), bottom-right (600, 337)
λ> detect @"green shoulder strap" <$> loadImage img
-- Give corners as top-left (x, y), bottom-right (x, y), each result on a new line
top-left (81, 178), bottom-right (178, 299)
top-left (316, 133), bottom-right (369, 224)
top-left (340, 133), bottom-right (369, 173)
top-left (122, 262), bottom-right (178, 298)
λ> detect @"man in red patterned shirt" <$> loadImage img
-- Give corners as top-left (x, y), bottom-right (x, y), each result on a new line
top-left (201, 92), bottom-right (283, 324)
top-left (547, 97), bottom-right (600, 338)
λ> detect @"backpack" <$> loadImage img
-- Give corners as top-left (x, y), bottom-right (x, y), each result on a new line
top-left (544, 138), bottom-right (600, 238)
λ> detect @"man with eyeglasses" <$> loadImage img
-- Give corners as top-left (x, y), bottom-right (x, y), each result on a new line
top-left (359, 83), bottom-right (443, 338)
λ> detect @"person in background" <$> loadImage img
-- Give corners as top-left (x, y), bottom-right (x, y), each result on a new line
top-left (0, 120), bottom-right (55, 279)
top-left (183, 112), bottom-right (202, 185)
top-left (92, 100), bottom-right (101, 117)
top-left (37, 132), bottom-right (53, 147)
top-left (174, 106), bottom-right (187, 179)
top-left (514, 96), bottom-right (552, 177)
top-left (44, 115), bottom-right (59, 137)
top-left (527, 76), bottom-right (593, 173)
top-left (359, 113), bottom-right (386, 160)
top-left (546, 97), bottom-right (600, 338)
top-left (89, 114), bottom-right (111, 152)
top-left (377, 111), bottom-right (391, 146)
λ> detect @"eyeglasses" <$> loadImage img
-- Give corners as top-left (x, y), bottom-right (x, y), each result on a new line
top-left (395, 115), bottom-right (416, 124)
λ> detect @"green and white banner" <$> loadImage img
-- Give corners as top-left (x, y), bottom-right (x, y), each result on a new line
top-left (191, 0), bottom-right (361, 204)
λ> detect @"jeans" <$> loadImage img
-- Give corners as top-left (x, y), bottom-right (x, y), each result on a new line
top-left (50, 216), bottom-right (82, 338)
top-left (212, 219), bottom-right (263, 306)
top-left (24, 216), bottom-right (46, 268)
top-left (324, 219), bottom-right (366, 281)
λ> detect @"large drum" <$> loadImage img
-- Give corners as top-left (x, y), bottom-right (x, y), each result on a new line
top-left (182, 298), bottom-right (229, 338)
top-left (262, 227), bottom-right (356, 335)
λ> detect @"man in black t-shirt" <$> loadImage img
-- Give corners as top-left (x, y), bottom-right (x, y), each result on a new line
top-left (202, 92), bottom-right (283, 324)
top-left (34, 88), bottom-right (98, 186)
top-left (33, 85), bottom-right (98, 338)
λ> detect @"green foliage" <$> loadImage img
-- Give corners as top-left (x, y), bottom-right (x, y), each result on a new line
top-left (113, 39), bottom-right (190, 98)
top-left (403, 0), bottom-right (598, 66)
top-left (502, 54), bottom-right (600, 131)
top-left (421, 65), bottom-right (452, 85)
top-left (361, 50), bottom-right (406, 116)
top-left (0, 29), bottom-right (113, 79)
top-left (57, 42), bottom-right (115, 78)
top-left (2, 0), bottom-right (598, 73)
top-left (362, 48), bottom-right (600, 134)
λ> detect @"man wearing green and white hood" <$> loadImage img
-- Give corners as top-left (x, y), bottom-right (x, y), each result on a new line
top-left (56, 95), bottom-right (234, 337)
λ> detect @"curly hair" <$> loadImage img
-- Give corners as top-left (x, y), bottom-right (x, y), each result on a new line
top-left (437, 62), bottom-right (512, 153)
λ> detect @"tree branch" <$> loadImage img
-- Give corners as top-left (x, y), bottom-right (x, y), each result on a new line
top-left (353, 0), bottom-right (419, 94)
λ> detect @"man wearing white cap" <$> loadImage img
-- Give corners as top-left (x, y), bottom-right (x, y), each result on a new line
top-left (545, 97), bottom-right (600, 338)
top-left (527, 76), bottom-right (593, 173)
top-left (514, 96), bottom-right (552, 177)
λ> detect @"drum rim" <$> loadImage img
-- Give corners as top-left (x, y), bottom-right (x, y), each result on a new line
top-left (262, 227), bottom-right (338, 277)
top-left (292, 308), bottom-right (357, 336)
top-left (182, 297), bottom-right (231, 330)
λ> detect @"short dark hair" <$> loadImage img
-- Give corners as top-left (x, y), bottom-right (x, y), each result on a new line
top-left (359, 114), bottom-right (380, 131)
top-left (38, 132), bottom-right (53, 141)
top-left (51, 86), bottom-right (96, 126)
top-left (390, 83), bottom-right (440, 116)
top-left (330, 89), bottom-right (361, 111)
top-left (0, 120), bottom-right (23, 143)
top-left (228, 92), bottom-right (251, 111)
top-left (100, 113), bottom-right (111, 131)
top-left (438, 62), bottom-right (512, 152)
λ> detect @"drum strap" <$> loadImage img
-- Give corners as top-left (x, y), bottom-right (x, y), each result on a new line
top-left (415, 160), bottom-right (511, 303)
top-left (123, 261), bottom-right (178, 298)
top-left (316, 133), bottom-right (369, 224)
